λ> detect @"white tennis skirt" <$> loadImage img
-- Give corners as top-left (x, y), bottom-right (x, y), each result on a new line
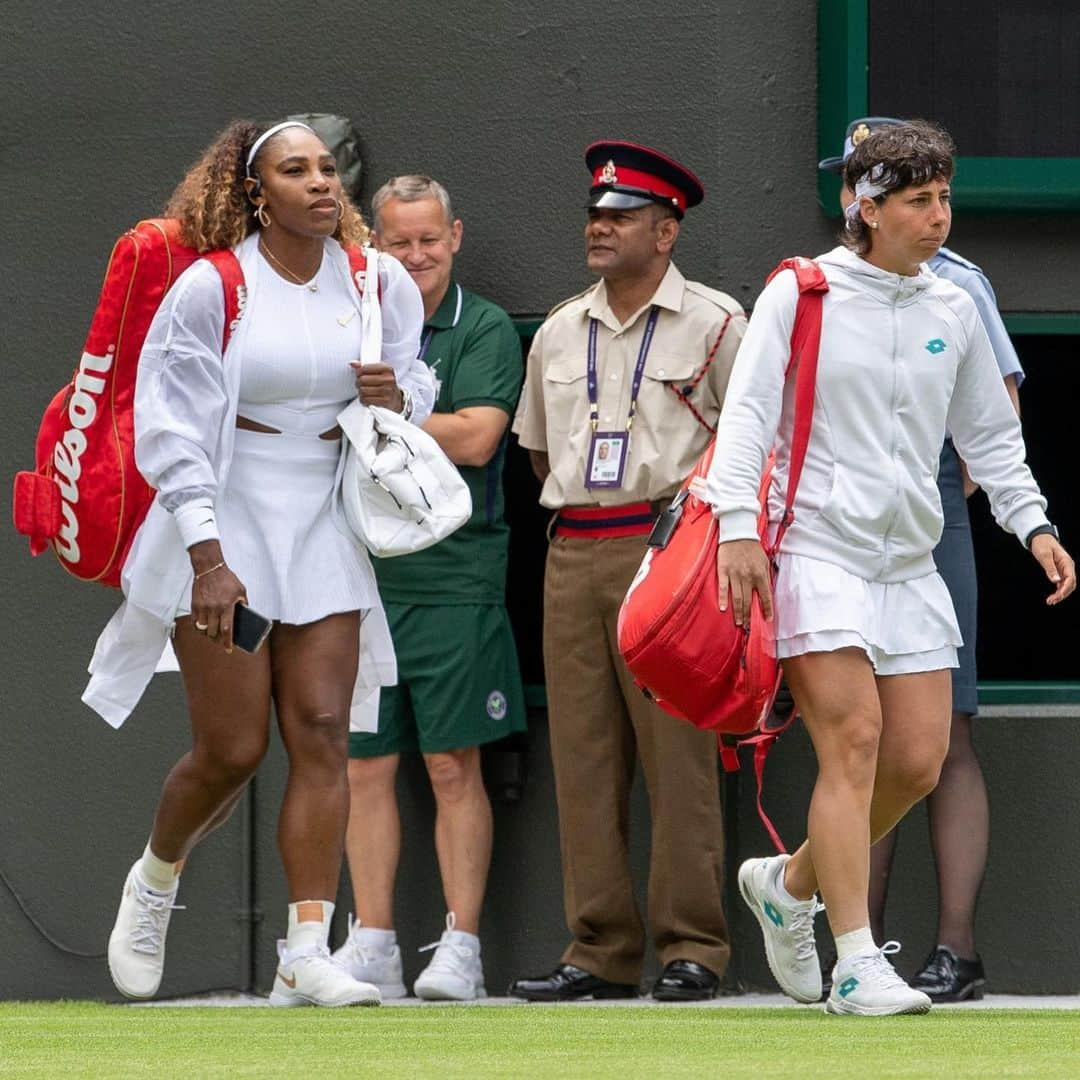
top-left (214, 429), bottom-right (380, 625)
top-left (774, 553), bottom-right (962, 676)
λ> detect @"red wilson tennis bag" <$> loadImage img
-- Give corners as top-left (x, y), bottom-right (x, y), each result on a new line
top-left (618, 258), bottom-right (827, 838)
top-left (11, 219), bottom-right (245, 587)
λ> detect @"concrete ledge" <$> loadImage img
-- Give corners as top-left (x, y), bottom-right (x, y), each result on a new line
top-left (134, 991), bottom-right (1080, 1010)
top-left (978, 703), bottom-right (1080, 719)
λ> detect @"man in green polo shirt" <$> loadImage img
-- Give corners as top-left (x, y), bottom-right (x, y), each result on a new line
top-left (334, 175), bottom-right (526, 1002)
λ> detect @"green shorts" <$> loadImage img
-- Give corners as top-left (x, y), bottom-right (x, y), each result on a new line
top-left (348, 602), bottom-right (527, 757)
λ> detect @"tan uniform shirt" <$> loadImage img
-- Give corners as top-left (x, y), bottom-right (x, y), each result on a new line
top-left (513, 261), bottom-right (746, 509)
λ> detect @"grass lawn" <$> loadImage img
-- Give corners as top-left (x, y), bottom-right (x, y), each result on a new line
top-left (1, 1003), bottom-right (1078, 1079)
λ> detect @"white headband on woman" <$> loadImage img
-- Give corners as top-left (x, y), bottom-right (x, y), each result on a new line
top-left (845, 165), bottom-right (890, 222)
top-left (245, 121), bottom-right (315, 174)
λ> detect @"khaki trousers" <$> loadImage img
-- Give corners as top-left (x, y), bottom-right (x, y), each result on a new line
top-left (543, 532), bottom-right (730, 983)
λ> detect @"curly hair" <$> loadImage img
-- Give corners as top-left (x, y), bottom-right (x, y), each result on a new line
top-left (841, 120), bottom-right (955, 254)
top-left (164, 119), bottom-right (369, 253)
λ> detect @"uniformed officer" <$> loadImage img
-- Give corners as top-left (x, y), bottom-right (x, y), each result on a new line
top-left (335, 175), bottom-right (527, 1002)
top-left (820, 117), bottom-right (1025, 1002)
top-left (509, 141), bottom-right (745, 1001)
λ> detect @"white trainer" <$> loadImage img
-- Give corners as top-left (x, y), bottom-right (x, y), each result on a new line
top-left (826, 942), bottom-right (932, 1016)
top-left (413, 913), bottom-right (486, 1001)
top-left (268, 940), bottom-right (381, 1007)
top-left (738, 854), bottom-right (824, 1004)
top-left (107, 861), bottom-right (183, 1000)
top-left (331, 915), bottom-right (407, 999)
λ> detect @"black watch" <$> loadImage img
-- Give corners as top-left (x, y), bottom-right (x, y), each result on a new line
top-left (1025, 523), bottom-right (1059, 548)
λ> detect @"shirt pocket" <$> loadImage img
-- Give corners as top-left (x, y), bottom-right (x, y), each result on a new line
top-left (637, 352), bottom-right (699, 430)
top-left (544, 355), bottom-right (588, 435)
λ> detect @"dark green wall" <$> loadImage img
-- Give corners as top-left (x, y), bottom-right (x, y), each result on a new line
top-left (4, 1), bottom-right (1079, 1000)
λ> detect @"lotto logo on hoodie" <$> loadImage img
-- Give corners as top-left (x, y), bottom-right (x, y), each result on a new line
top-left (925, 338), bottom-right (947, 354)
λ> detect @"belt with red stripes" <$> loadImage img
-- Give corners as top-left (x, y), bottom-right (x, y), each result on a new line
top-left (554, 501), bottom-right (659, 539)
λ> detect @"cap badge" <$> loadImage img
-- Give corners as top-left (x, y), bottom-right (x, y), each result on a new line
top-left (600, 159), bottom-right (617, 184)
top-left (851, 122), bottom-right (871, 146)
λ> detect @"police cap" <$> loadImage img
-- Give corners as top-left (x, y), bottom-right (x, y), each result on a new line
top-left (818, 116), bottom-right (904, 174)
top-left (586, 140), bottom-right (704, 219)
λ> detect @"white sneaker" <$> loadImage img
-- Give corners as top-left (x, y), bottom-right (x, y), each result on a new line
top-left (107, 861), bottom-right (183, 999)
top-left (826, 942), bottom-right (932, 1016)
top-left (331, 915), bottom-right (407, 999)
top-left (268, 941), bottom-right (381, 1007)
top-left (413, 913), bottom-right (486, 1001)
top-left (738, 854), bottom-right (824, 1004)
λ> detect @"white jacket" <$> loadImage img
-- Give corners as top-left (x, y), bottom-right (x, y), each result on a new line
top-left (82, 234), bottom-right (435, 728)
top-left (705, 246), bottom-right (1048, 583)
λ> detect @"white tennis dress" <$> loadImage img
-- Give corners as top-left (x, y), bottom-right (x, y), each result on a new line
top-left (214, 253), bottom-right (376, 623)
top-left (83, 234), bottom-right (434, 728)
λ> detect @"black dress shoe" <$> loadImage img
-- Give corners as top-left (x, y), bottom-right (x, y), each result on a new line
top-left (508, 963), bottom-right (638, 1002)
top-left (651, 959), bottom-right (719, 1001)
top-left (911, 945), bottom-right (986, 1002)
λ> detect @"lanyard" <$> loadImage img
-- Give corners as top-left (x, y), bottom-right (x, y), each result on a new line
top-left (417, 284), bottom-right (462, 362)
top-left (418, 327), bottom-right (436, 362)
top-left (587, 306), bottom-right (660, 432)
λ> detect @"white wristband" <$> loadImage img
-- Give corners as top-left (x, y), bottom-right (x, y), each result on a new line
top-left (174, 499), bottom-right (220, 549)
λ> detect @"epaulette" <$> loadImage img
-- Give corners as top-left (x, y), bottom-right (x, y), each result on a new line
top-left (683, 280), bottom-right (746, 317)
top-left (933, 246), bottom-right (982, 274)
top-left (543, 284), bottom-right (596, 322)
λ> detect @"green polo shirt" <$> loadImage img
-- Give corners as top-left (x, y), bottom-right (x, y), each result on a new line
top-left (373, 282), bottom-right (523, 604)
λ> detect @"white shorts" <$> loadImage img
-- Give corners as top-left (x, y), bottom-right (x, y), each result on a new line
top-left (774, 553), bottom-right (962, 676)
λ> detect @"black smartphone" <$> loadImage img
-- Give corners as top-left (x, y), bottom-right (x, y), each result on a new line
top-left (232, 602), bottom-right (273, 654)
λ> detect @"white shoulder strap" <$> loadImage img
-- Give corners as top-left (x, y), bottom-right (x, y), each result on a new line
top-left (359, 245), bottom-right (382, 367)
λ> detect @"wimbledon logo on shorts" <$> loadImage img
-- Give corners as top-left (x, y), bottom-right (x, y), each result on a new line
top-left (486, 690), bottom-right (508, 721)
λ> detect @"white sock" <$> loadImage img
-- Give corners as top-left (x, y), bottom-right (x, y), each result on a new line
top-left (137, 844), bottom-right (183, 893)
top-left (286, 900), bottom-right (334, 955)
top-left (835, 927), bottom-right (876, 962)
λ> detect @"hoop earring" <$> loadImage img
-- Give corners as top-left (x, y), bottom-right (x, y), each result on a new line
top-left (256, 204), bottom-right (271, 228)
top-left (336, 199), bottom-right (346, 219)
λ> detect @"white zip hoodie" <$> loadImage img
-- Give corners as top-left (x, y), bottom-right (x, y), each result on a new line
top-left (705, 246), bottom-right (1048, 583)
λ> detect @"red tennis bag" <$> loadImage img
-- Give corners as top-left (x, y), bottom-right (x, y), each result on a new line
top-left (11, 219), bottom-right (245, 587)
top-left (617, 258), bottom-right (827, 838)
top-left (12, 222), bottom-right (374, 589)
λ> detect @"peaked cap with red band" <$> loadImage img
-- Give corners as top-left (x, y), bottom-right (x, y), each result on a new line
top-left (586, 140), bottom-right (705, 219)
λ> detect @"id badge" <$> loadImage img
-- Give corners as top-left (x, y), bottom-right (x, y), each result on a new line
top-left (585, 431), bottom-right (628, 489)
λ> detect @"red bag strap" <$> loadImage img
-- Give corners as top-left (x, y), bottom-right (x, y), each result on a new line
top-left (766, 257), bottom-right (828, 554)
top-left (344, 245), bottom-right (383, 300)
top-left (200, 244), bottom-right (376, 355)
top-left (717, 675), bottom-right (798, 854)
top-left (202, 249), bottom-right (246, 354)
top-left (345, 245), bottom-right (367, 289)
top-left (196, 245), bottom-right (380, 360)
top-left (737, 260), bottom-right (828, 853)
top-left (747, 731), bottom-right (787, 853)
top-left (717, 731), bottom-right (787, 853)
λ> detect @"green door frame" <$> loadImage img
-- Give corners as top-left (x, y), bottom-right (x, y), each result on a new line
top-left (818, 0), bottom-right (1080, 215)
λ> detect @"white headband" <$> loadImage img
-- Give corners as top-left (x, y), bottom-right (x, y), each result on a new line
top-left (245, 121), bottom-right (315, 174)
top-left (845, 165), bottom-right (890, 222)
